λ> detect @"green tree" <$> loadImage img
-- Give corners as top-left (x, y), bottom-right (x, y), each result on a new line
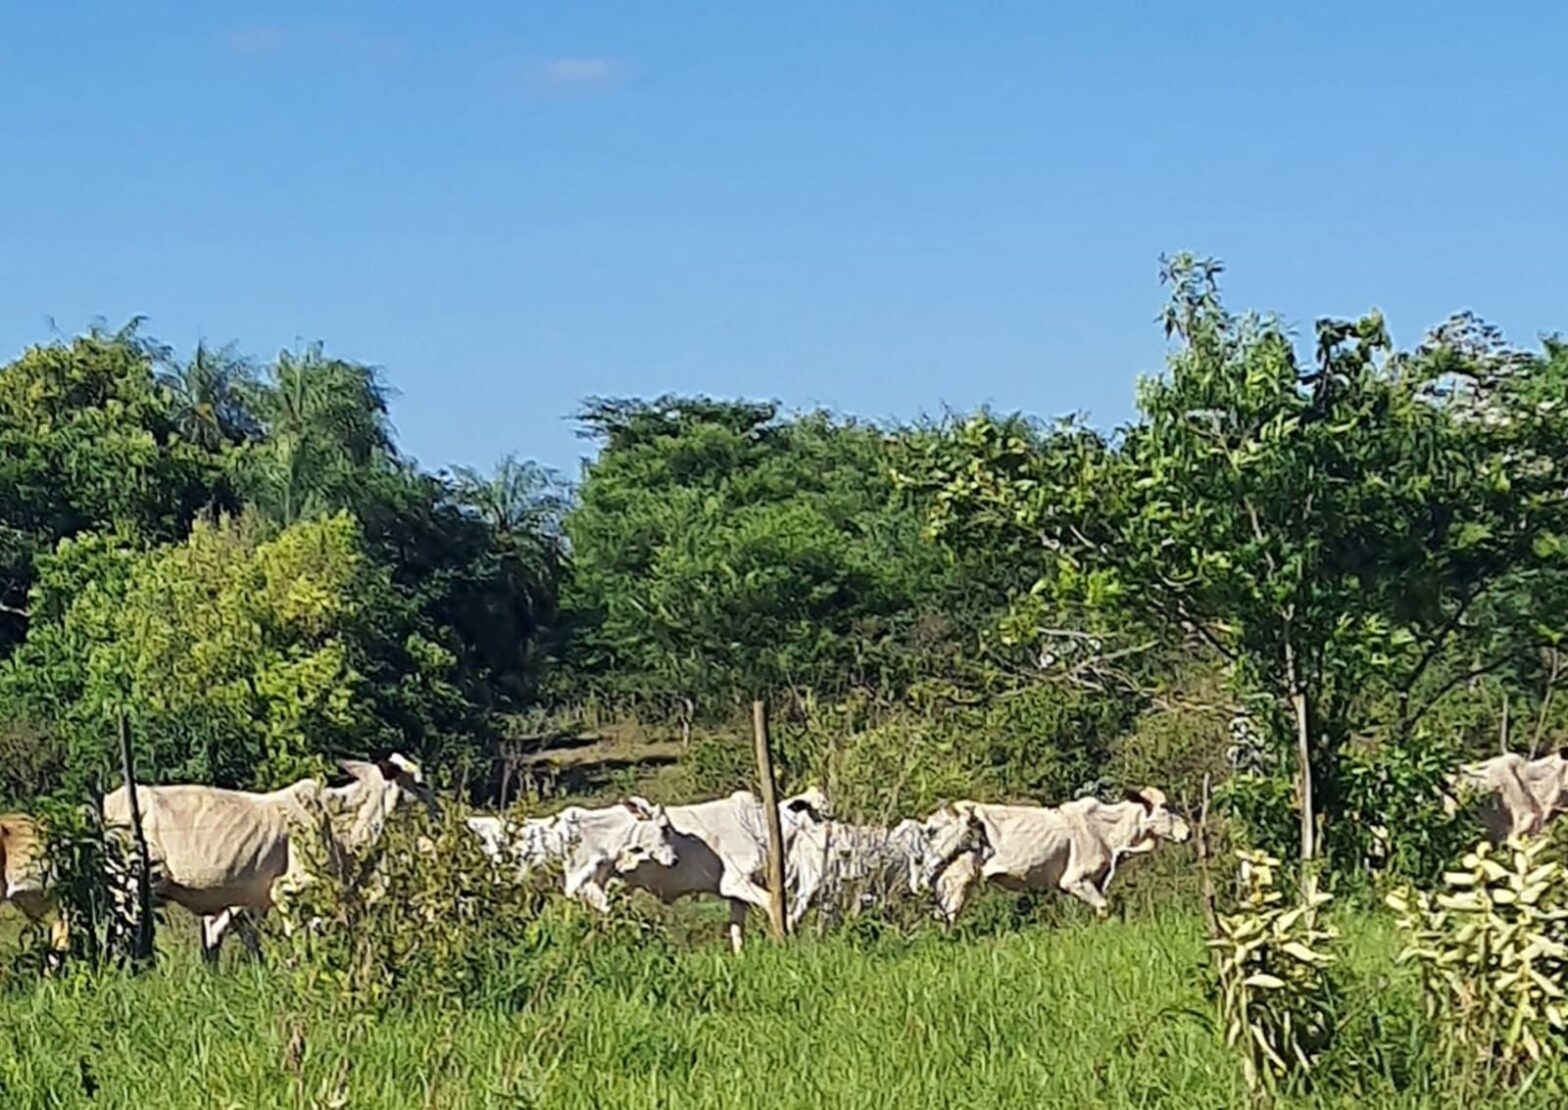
top-left (0, 323), bottom-right (220, 654)
top-left (907, 257), bottom-right (1568, 864)
top-left (0, 513), bottom-right (476, 797)
top-left (158, 340), bottom-right (260, 453)
top-left (561, 396), bottom-right (973, 710)
top-left (236, 343), bottom-right (394, 526)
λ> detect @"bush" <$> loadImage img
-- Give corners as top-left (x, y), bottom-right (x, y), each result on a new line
top-left (1333, 730), bottom-right (1472, 885)
top-left (0, 799), bottom-right (137, 983)
top-left (267, 800), bottom-right (556, 1014)
top-left (1209, 850), bottom-right (1340, 1097)
top-left (1387, 834), bottom-right (1568, 1092)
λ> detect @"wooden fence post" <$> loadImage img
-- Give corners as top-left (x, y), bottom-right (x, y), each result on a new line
top-left (118, 713), bottom-right (155, 966)
top-left (752, 699), bottom-right (789, 938)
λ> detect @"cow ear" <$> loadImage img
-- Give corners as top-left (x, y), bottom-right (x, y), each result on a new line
top-left (376, 759), bottom-right (401, 781)
top-left (623, 796), bottom-right (658, 819)
top-left (1557, 747), bottom-right (1568, 762)
top-left (337, 758), bottom-right (373, 781)
top-left (785, 796), bottom-right (826, 823)
top-left (1125, 789), bottom-right (1153, 813)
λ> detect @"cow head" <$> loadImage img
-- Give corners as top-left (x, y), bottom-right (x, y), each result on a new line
top-left (1125, 787), bottom-right (1191, 845)
top-left (614, 800), bottom-right (679, 872)
top-left (338, 752), bottom-right (441, 827)
top-left (781, 787), bottom-right (831, 825)
top-left (916, 801), bottom-right (990, 892)
top-left (1533, 749), bottom-right (1568, 825)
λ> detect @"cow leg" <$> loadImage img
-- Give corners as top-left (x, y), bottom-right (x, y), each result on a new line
top-left (16, 893), bottom-right (70, 970)
top-left (235, 910), bottom-right (264, 959)
top-left (932, 853), bottom-right (982, 928)
top-left (1060, 874), bottom-right (1109, 916)
top-left (569, 875), bottom-right (612, 914)
top-left (200, 909), bottom-right (233, 963)
top-left (788, 867), bottom-right (821, 931)
top-left (563, 858), bottom-right (617, 914)
top-left (726, 899), bottom-right (749, 953)
top-left (715, 872), bottom-right (774, 952)
top-left (47, 910), bottom-right (70, 965)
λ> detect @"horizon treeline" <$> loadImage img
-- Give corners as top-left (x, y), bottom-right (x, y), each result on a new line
top-left (3, 259), bottom-right (1565, 877)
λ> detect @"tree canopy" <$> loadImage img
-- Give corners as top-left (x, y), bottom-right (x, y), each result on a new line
top-left (902, 256), bottom-right (1568, 864)
top-left (3, 266), bottom-right (1565, 885)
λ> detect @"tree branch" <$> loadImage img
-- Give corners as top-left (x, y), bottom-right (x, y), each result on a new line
top-left (1399, 575), bottom-right (1498, 701)
top-left (1243, 496), bottom-right (1277, 577)
top-left (1406, 653), bottom-right (1533, 736)
top-left (1531, 648), bottom-right (1563, 759)
top-left (1163, 597), bottom-right (1238, 663)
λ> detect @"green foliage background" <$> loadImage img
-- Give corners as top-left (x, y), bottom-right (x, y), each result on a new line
top-left (2, 263), bottom-right (1566, 884)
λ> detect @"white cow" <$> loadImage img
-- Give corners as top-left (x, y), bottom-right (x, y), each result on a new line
top-left (1451, 749), bottom-right (1568, 843)
top-left (785, 818), bottom-right (932, 929)
top-left (549, 801), bottom-right (680, 911)
top-left (102, 754), bottom-right (434, 960)
top-left (925, 788), bottom-right (1191, 924)
top-left (602, 790), bottom-right (826, 951)
top-left (465, 810), bottom-right (583, 878)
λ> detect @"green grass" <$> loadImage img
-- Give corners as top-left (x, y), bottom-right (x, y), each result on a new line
top-left (0, 901), bottom-right (1485, 1110)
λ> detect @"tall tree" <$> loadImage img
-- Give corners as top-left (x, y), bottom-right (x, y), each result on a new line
top-left (907, 257), bottom-right (1568, 863)
top-left (0, 323), bottom-right (219, 654)
top-left (237, 343), bottom-right (394, 526)
top-left (158, 341), bottom-right (261, 453)
top-left (561, 396), bottom-right (986, 710)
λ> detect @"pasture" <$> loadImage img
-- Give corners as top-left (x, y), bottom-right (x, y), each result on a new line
top-left (0, 902), bottom-right (1445, 1109)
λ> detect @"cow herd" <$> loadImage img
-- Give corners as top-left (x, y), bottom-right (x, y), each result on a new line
top-left (2, 745), bottom-right (1565, 963)
top-left (461, 784), bottom-right (1192, 949)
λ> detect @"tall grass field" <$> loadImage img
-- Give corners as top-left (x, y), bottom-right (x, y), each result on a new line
top-left (0, 902), bottom-right (1499, 1109)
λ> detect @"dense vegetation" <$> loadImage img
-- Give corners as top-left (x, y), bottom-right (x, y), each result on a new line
top-left (6, 262), bottom-right (1563, 866)
top-left (4, 260), bottom-right (1568, 1102)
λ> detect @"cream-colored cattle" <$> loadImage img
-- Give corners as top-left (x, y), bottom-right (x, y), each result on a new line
top-left (609, 790), bottom-right (826, 952)
top-left (102, 754), bottom-right (432, 960)
top-left (465, 810), bottom-right (584, 879)
top-left (926, 788), bottom-right (1190, 924)
top-left (1452, 750), bottom-right (1568, 843)
top-left (785, 818), bottom-right (931, 929)
top-left (0, 813), bottom-right (67, 953)
top-left (551, 801), bottom-right (680, 910)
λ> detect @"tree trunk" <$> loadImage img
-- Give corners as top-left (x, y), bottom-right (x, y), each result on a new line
top-left (1292, 690), bottom-right (1314, 862)
top-left (1195, 774), bottom-right (1223, 963)
top-left (1284, 640), bottom-right (1314, 863)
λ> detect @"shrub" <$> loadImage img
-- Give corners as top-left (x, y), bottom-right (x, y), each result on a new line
top-left (1331, 730), bottom-right (1472, 885)
top-left (1209, 850), bottom-right (1340, 1097)
top-left (267, 800), bottom-right (555, 1014)
top-left (1387, 835), bottom-right (1568, 1092)
top-left (0, 799), bottom-right (139, 982)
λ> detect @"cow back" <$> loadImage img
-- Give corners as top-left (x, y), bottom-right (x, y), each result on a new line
top-left (105, 785), bottom-right (295, 910)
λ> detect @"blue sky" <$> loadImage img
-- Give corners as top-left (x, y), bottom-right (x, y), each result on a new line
top-left (4, 3), bottom-right (1565, 479)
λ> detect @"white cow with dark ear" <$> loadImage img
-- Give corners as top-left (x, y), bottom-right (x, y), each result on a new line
top-left (101, 753), bottom-right (435, 961)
